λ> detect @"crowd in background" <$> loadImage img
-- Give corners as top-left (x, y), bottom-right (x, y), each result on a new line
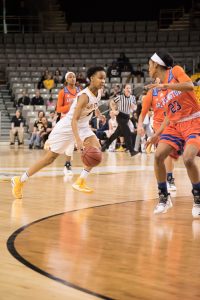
top-left (9, 54), bottom-right (200, 153)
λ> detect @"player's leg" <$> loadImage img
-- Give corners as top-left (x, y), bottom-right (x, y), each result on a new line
top-left (154, 142), bottom-right (175, 214)
top-left (72, 135), bottom-right (101, 193)
top-left (11, 150), bottom-right (59, 199)
top-left (63, 142), bottom-right (75, 176)
top-left (178, 119), bottom-right (200, 217)
top-left (11, 118), bottom-right (73, 199)
top-left (101, 126), bottom-right (121, 152)
top-left (165, 156), bottom-right (177, 191)
top-left (64, 156), bottom-right (72, 175)
top-left (183, 143), bottom-right (200, 217)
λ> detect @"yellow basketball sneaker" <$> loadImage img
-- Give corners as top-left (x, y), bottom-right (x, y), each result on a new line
top-left (146, 143), bottom-right (152, 154)
top-left (11, 176), bottom-right (24, 199)
top-left (116, 146), bottom-right (125, 152)
top-left (72, 177), bottom-right (93, 193)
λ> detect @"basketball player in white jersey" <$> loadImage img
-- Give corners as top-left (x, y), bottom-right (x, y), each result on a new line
top-left (11, 66), bottom-right (106, 198)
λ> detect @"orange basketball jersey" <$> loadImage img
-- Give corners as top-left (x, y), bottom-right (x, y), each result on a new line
top-left (141, 88), bottom-right (165, 126)
top-left (160, 66), bottom-right (200, 122)
top-left (56, 86), bottom-right (80, 118)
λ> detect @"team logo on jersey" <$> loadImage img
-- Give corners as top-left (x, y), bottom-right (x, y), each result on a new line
top-left (161, 90), bottom-right (182, 106)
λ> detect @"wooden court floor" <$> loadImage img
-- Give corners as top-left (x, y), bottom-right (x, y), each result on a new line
top-left (1, 145), bottom-right (200, 300)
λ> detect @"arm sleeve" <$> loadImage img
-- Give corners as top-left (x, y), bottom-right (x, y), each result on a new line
top-left (172, 65), bottom-right (192, 83)
top-left (113, 95), bottom-right (120, 103)
top-left (140, 91), bottom-right (153, 120)
top-left (56, 89), bottom-right (71, 114)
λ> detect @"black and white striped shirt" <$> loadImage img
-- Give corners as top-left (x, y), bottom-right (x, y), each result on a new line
top-left (114, 94), bottom-right (136, 115)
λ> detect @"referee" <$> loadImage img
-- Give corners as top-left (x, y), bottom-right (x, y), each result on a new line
top-left (101, 84), bottom-right (137, 156)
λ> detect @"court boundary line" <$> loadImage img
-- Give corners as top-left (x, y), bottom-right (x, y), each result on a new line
top-left (7, 200), bottom-right (148, 300)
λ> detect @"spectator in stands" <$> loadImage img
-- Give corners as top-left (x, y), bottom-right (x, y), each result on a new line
top-left (37, 69), bottom-right (49, 89)
top-left (31, 90), bottom-right (44, 106)
top-left (100, 87), bottom-right (110, 100)
top-left (46, 93), bottom-right (56, 109)
top-left (133, 64), bottom-right (145, 83)
top-left (39, 116), bottom-right (53, 148)
top-left (75, 81), bottom-right (84, 91)
top-left (29, 110), bottom-right (45, 149)
top-left (89, 110), bottom-right (102, 133)
top-left (116, 52), bottom-right (133, 73)
top-left (104, 64), bottom-right (108, 73)
top-left (106, 110), bottom-right (118, 151)
top-left (10, 110), bottom-right (25, 146)
top-left (109, 84), bottom-right (121, 99)
top-left (17, 90), bottom-right (30, 107)
top-left (43, 74), bottom-right (55, 92)
top-left (53, 68), bottom-right (63, 85)
top-left (76, 72), bottom-right (87, 85)
top-left (95, 115), bottom-right (109, 141)
top-left (107, 61), bottom-right (121, 81)
top-left (48, 111), bottom-right (57, 128)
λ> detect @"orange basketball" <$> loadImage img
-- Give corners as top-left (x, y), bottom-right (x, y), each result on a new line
top-left (81, 146), bottom-right (102, 167)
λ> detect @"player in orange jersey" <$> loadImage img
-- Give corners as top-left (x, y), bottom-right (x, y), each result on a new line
top-left (145, 51), bottom-right (200, 217)
top-left (56, 72), bottom-right (81, 176)
top-left (137, 78), bottom-right (177, 191)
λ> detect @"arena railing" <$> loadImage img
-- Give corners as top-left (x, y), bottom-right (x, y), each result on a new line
top-left (0, 16), bottom-right (41, 33)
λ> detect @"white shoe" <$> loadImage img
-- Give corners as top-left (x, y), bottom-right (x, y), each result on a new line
top-left (192, 189), bottom-right (200, 218)
top-left (63, 166), bottom-right (73, 176)
top-left (192, 204), bottom-right (200, 218)
top-left (167, 178), bottom-right (177, 191)
top-left (154, 193), bottom-right (173, 214)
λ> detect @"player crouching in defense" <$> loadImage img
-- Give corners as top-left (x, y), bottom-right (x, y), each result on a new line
top-left (11, 66), bottom-right (106, 198)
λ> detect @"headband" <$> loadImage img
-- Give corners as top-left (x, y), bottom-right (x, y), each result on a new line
top-left (65, 72), bottom-right (75, 80)
top-left (151, 53), bottom-right (166, 67)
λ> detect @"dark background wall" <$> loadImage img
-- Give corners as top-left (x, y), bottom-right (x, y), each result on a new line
top-left (0, 0), bottom-right (193, 21)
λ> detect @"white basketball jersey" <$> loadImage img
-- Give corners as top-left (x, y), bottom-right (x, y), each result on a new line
top-left (66, 87), bottom-right (101, 126)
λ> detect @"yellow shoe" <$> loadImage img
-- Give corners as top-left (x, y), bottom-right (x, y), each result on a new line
top-left (72, 177), bottom-right (93, 193)
top-left (116, 146), bottom-right (125, 152)
top-left (146, 143), bottom-right (152, 154)
top-left (11, 176), bottom-right (24, 199)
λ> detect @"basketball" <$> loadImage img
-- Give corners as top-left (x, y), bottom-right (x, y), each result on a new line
top-left (81, 146), bottom-right (102, 167)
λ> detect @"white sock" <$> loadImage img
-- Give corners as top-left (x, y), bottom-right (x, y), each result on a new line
top-left (20, 171), bottom-right (29, 182)
top-left (80, 169), bottom-right (90, 179)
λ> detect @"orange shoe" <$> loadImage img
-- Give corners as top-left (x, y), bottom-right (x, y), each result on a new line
top-left (72, 177), bottom-right (93, 193)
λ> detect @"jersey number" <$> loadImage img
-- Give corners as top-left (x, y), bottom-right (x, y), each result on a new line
top-left (168, 101), bottom-right (181, 114)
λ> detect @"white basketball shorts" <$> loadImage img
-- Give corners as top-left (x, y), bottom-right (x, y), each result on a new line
top-left (48, 117), bottom-right (95, 155)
